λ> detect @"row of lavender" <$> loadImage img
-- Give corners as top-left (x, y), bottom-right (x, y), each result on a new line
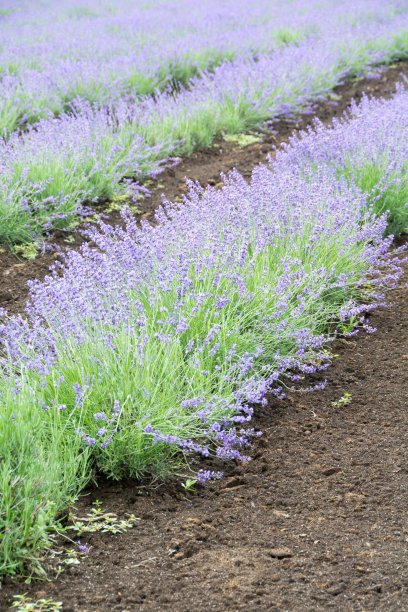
top-left (0, 0), bottom-right (403, 133)
top-left (0, 0), bottom-right (322, 133)
top-left (1, 1), bottom-right (408, 242)
top-left (1, 85), bottom-right (407, 576)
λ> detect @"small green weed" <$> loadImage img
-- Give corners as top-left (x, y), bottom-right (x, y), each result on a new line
top-left (181, 478), bottom-right (197, 492)
top-left (12, 242), bottom-right (40, 261)
top-left (338, 315), bottom-right (357, 334)
top-left (223, 133), bottom-right (262, 148)
top-left (332, 392), bottom-right (352, 408)
top-left (11, 594), bottom-right (63, 611)
top-left (62, 541), bottom-right (90, 566)
top-left (68, 502), bottom-right (140, 535)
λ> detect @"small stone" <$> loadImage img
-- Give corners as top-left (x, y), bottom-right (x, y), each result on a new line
top-left (327, 584), bottom-right (346, 596)
top-left (322, 467), bottom-right (341, 476)
top-left (225, 579), bottom-right (237, 589)
top-left (221, 476), bottom-right (245, 489)
top-left (269, 547), bottom-right (293, 559)
top-left (173, 551), bottom-right (185, 560)
top-left (271, 509), bottom-right (290, 518)
top-left (185, 517), bottom-right (202, 525)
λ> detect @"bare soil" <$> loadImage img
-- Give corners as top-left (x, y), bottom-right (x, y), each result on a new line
top-left (1, 62), bottom-right (408, 611)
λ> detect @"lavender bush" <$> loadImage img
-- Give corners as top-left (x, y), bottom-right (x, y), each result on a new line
top-left (1, 87), bottom-right (407, 575)
top-left (0, 99), bottom-right (173, 242)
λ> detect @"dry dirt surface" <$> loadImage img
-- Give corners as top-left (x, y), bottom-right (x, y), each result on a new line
top-left (1, 63), bottom-right (408, 611)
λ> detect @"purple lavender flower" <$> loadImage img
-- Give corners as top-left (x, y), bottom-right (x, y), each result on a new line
top-left (76, 541), bottom-right (91, 555)
top-left (197, 470), bottom-right (224, 483)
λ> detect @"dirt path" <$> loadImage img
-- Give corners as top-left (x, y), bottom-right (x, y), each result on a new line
top-left (1, 64), bottom-right (408, 611)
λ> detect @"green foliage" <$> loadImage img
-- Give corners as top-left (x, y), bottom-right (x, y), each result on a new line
top-left (332, 392), bottom-right (352, 407)
top-left (68, 502), bottom-right (140, 535)
top-left (11, 594), bottom-right (63, 612)
top-left (0, 390), bottom-right (90, 577)
top-left (181, 478), bottom-right (198, 492)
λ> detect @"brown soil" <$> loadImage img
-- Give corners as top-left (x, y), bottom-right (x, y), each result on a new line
top-left (1, 63), bottom-right (408, 611)
top-left (2, 61), bottom-right (408, 317)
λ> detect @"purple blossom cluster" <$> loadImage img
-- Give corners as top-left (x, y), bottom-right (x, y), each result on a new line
top-left (1, 87), bottom-right (407, 479)
top-left (75, 398), bottom-right (121, 450)
top-left (197, 470), bottom-right (224, 484)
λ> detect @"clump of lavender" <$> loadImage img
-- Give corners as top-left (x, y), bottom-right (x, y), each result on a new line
top-left (2, 91), bottom-right (406, 478)
top-left (0, 99), bottom-right (173, 243)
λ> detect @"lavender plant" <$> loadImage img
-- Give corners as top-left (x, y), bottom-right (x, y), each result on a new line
top-left (0, 99), bottom-right (173, 242)
top-left (1, 86), bottom-right (408, 576)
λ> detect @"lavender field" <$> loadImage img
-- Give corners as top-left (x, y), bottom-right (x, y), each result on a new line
top-left (1, 0), bottom-right (408, 241)
top-left (1, 0), bottom-right (408, 586)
